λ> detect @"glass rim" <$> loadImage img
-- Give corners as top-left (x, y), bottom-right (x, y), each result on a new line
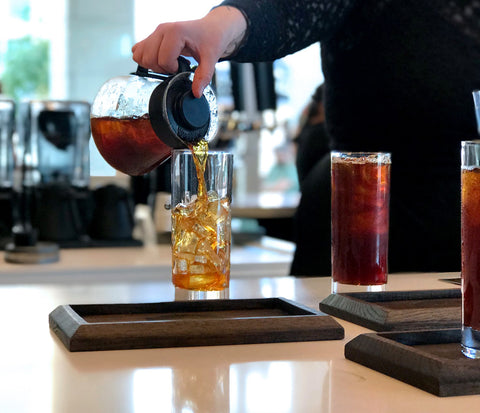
top-left (172, 149), bottom-right (233, 156)
top-left (331, 150), bottom-right (391, 156)
top-left (462, 140), bottom-right (480, 146)
top-left (331, 151), bottom-right (391, 164)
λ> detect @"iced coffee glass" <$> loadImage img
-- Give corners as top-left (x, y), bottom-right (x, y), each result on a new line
top-left (461, 140), bottom-right (480, 358)
top-left (171, 149), bottom-right (233, 295)
top-left (331, 151), bottom-right (391, 293)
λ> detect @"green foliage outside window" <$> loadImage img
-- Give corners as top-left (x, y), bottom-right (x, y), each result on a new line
top-left (2, 36), bottom-right (50, 101)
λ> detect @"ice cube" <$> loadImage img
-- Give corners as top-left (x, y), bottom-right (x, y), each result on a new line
top-left (175, 252), bottom-right (195, 262)
top-left (207, 190), bottom-right (219, 201)
top-left (194, 255), bottom-right (207, 264)
top-left (175, 230), bottom-right (198, 254)
top-left (204, 245), bottom-right (223, 269)
top-left (192, 222), bottom-right (215, 238)
top-left (207, 202), bottom-right (221, 217)
top-left (190, 264), bottom-right (205, 275)
top-left (174, 258), bottom-right (188, 274)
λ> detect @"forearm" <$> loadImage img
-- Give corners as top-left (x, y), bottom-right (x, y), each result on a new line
top-left (205, 6), bottom-right (248, 59)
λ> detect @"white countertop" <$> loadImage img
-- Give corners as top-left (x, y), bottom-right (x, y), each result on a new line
top-left (0, 254), bottom-right (474, 413)
top-left (0, 236), bottom-right (294, 284)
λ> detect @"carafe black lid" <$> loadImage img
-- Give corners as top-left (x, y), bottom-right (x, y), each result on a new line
top-left (149, 71), bottom-right (211, 149)
top-left (174, 90), bottom-right (210, 130)
top-left (132, 56), bottom-right (214, 149)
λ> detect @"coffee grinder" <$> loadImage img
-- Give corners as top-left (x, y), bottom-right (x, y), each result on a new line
top-left (17, 100), bottom-right (92, 247)
top-left (4, 100), bottom-right (63, 263)
top-left (18, 99), bottom-right (142, 248)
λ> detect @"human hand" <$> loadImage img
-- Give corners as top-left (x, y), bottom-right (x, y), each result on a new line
top-left (132, 6), bottom-right (247, 98)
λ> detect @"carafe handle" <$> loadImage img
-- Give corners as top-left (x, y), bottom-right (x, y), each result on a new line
top-left (133, 56), bottom-right (193, 79)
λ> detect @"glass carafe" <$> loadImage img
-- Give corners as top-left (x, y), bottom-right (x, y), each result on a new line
top-left (90, 57), bottom-right (218, 176)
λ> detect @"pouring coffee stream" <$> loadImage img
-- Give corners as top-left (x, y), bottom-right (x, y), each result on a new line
top-left (90, 56), bottom-right (218, 176)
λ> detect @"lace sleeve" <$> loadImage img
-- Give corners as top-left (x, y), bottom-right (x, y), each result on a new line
top-left (219, 0), bottom-right (359, 61)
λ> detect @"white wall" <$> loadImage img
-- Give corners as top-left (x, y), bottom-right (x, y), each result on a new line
top-left (66, 0), bottom-right (135, 102)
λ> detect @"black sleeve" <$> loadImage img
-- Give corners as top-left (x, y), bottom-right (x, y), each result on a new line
top-left (219, 0), bottom-right (359, 61)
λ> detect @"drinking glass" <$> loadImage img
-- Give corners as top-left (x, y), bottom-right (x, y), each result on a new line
top-left (171, 149), bottom-right (233, 295)
top-left (331, 151), bottom-right (391, 293)
top-left (461, 140), bottom-right (480, 358)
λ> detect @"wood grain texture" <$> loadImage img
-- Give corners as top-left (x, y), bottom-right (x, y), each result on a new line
top-left (319, 289), bottom-right (461, 331)
top-left (345, 329), bottom-right (480, 397)
top-left (49, 297), bottom-right (344, 352)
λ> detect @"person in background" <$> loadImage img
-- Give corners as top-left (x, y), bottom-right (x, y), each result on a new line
top-left (263, 141), bottom-right (299, 194)
top-left (294, 84), bottom-right (329, 188)
top-left (132, 1), bottom-right (480, 276)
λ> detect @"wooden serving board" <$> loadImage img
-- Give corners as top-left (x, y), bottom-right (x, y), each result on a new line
top-left (319, 289), bottom-right (461, 331)
top-left (345, 329), bottom-right (480, 397)
top-left (49, 297), bottom-right (344, 352)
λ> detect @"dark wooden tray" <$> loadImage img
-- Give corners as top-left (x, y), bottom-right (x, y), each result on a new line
top-left (319, 289), bottom-right (461, 331)
top-left (49, 297), bottom-right (344, 352)
top-left (345, 329), bottom-right (480, 397)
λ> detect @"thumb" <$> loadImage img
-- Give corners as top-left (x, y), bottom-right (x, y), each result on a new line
top-left (191, 60), bottom-right (216, 98)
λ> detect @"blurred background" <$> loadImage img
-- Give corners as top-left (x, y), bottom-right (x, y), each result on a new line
top-left (0, 0), bottom-right (324, 247)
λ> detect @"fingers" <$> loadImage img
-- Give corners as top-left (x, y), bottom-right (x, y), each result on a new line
top-left (131, 19), bottom-right (226, 98)
top-left (132, 23), bottom-right (184, 74)
top-left (132, 24), bottom-right (217, 98)
top-left (192, 57), bottom-right (217, 98)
